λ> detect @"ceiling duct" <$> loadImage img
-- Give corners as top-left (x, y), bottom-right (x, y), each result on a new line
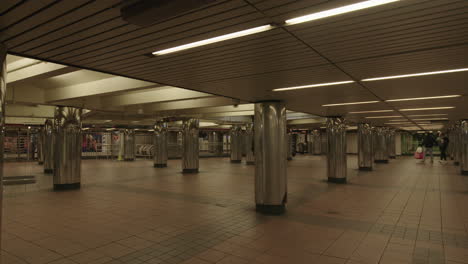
top-left (121, 0), bottom-right (218, 27)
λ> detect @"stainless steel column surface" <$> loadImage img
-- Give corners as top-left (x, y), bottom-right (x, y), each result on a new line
top-left (213, 131), bottom-right (224, 156)
top-left (43, 119), bottom-right (55, 173)
top-left (453, 123), bottom-right (461, 166)
top-left (254, 102), bottom-right (287, 214)
top-left (287, 132), bottom-right (293, 161)
top-left (208, 131), bottom-right (215, 153)
top-left (182, 118), bottom-right (199, 173)
top-left (245, 123), bottom-right (255, 165)
top-left (153, 121), bottom-right (168, 168)
top-left (312, 129), bottom-right (322, 155)
top-left (326, 117), bottom-right (347, 183)
top-left (37, 128), bottom-right (44, 165)
top-left (53, 106), bottom-right (82, 190)
top-left (123, 129), bottom-right (135, 161)
top-left (230, 125), bottom-right (243, 163)
top-left (374, 127), bottom-right (389, 163)
top-left (358, 123), bottom-right (373, 171)
top-left (387, 129), bottom-right (396, 159)
top-left (461, 120), bottom-right (468, 175)
top-left (0, 43), bottom-right (7, 250)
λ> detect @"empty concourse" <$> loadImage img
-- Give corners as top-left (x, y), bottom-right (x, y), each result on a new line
top-left (0, 1), bottom-right (467, 264)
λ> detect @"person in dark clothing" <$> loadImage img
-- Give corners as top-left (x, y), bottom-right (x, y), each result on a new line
top-left (422, 132), bottom-right (437, 163)
top-left (439, 135), bottom-right (449, 162)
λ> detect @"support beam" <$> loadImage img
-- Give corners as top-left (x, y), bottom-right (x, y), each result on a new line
top-left (7, 61), bottom-right (77, 85)
top-left (6, 104), bottom-right (55, 118)
top-left (143, 97), bottom-right (243, 113)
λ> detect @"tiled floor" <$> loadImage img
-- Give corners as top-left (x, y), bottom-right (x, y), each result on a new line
top-left (2, 155), bottom-right (468, 264)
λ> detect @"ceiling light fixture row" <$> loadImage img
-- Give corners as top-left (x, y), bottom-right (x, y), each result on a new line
top-left (152, 0), bottom-right (400, 55)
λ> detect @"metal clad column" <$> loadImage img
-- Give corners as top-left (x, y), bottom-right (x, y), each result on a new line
top-left (312, 130), bottom-right (321, 155)
top-left (230, 125), bottom-right (242, 163)
top-left (43, 119), bottom-right (55, 173)
top-left (255, 102), bottom-right (287, 214)
top-left (460, 121), bottom-right (468, 174)
top-left (182, 119), bottom-right (199, 173)
top-left (327, 117), bottom-right (347, 183)
top-left (53, 107), bottom-right (82, 190)
top-left (123, 129), bottom-right (135, 161)
top-left (0, 43), bottom-right (6, 250)
top-left (37, 128), bottom-right (44, 165)
top-left (214, 131), bottom-right (223, 156)
top-left (454, 123), bottom-right (461, 166)
top-left (287, 132), bottom-right (293, 161)
top-left (374, 127), bottom-right (389, 163)
top-left (358, 123), bottom-right (373, 171)
top-left (245, 123), bottom-right (255, 165)
top-left (153, 121), bottom-right (168, 168)
top-left (388, 129), bottom-right (396, 159)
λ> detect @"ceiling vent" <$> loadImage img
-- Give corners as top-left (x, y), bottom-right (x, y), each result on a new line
top-left (121, 0), bottom-right (218, 27)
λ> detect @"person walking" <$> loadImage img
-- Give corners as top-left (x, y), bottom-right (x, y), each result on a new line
top-left (422, 132), bottom-right (437, 163)
top-left (439, 134), bottom-right (449, 163)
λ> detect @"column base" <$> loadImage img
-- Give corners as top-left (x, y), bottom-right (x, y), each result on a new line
top-left (230, 160), bottom-right (241, 163)
top-left (328, 177), bottom-right (347, 184)
top-left (246, 161), bottom-right (255, 165)
top-left (54, 183), bottom-right (80, 191)
top-left (44, 169), bottom-right (53, 174)
top-left (124, 158), bottom-right (135, 161)
top-left (375, 160), bottom-right (389, 163)
top-left (38, 161), bottom-right (44, 165)
top-left (256, 204), bottom-right (285, 215)
top-left (454, 161), bottom-right (460, 166)
top-left (462, 170), bottom-right (468, 176)
top-left (359, 167), bottom-right (373, 171)
top-left (154, 164), bottom-right (167, 168)
top-left (183, 168), bottom-right (199, 173)
top-left (390, 156), bottom-right (396, 159)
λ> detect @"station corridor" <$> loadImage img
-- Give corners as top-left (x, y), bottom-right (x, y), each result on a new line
top-left (2, 156), bottom-right (467, 264)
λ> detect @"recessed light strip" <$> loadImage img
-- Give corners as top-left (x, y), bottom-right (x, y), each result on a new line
top-left (273, 80), bottom-right (354, 91)
top-left (385, 95), bottom-right (461, 102)
top-left (365, 116), bottom-right (402, 119)
top-left (407, 114), bottom-right (448, 117)
top-left (362, 68), bottom-right (468, 82)
top-left (152, 25), bottom-right (273, 55)
top-left (285, 0), bottom-right (400, 25)
top-left (348, 110), bottom-right (394, 114)
top-left (322, 101), bottom-right (379, 107)
top-left (400, 107), bottom-right (455, 111)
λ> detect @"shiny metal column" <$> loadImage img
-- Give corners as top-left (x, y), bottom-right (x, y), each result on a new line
top-left (37, 128), bottom-right (44, 165)
top-left (153, 121), bottom-right (168, 168)
top-left (0, 43), bottom-right (6, 250)
top-left (43, 119), bottom-right (55, 173)
top-left (327, 117), bottom-right (347, 183)
top-left (213, 131), bottom-right (224, 156)
top-left (374, 127), bottom-right (389, 163)
top-left (53, 107), bottom-right (82, 190)
top-left (255, 102), bottom-right (287, 214)
top-left (208, 132), bottom-right (215, 153)
top-left (245, 123), bottom-right (255, 165)
top-left (287, 132), bottom-right (293, 161)
top-left (182, 119), bottom-right (199, 173)
top-left (123, 129), bottom-right (135, 161)
top-left (460, 121), bottom-right (468, 174)
top-left (312, 129), bottom-right (321, 155)
top-left (230, 125), bottom-right (242, 163)
top-left (453, 123), bottom-right (461, 165)
top-left (358, 123), bottom-right (373, 171)
top-left (387, 129), bottom-right (396, 159)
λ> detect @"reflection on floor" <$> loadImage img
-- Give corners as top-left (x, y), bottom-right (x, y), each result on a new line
top-left (2, 155), bottom-right (468, 264)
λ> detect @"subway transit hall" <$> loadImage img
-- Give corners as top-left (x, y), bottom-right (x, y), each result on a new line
top-left (1, 0), bottom-right (468, 264)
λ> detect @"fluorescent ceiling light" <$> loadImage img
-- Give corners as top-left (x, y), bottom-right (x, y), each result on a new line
top-left (365, 115), bottom-right (402, 119)
top-left (412, 118), bottom-right (449, 121)
top-left (400, 107), bottom-right (455, 111)
top-left (362, 68), bottom-right (468, 81)
top-left (385, 122), bottom-right (411, 125)
top-left (348, 110), bottom-right (394, 114)
top-left (385, 95), bottom-right (461, 102)
top-left (152, 25), bottom-right (273, 55)
top-left (322, 101), bottom-right (379, 107)
top-left (388, 119), bottom-right (408, 122)
top-left (273, 80), bottom-right (354, 91)
top-left (285, 0), bottom-right (399, 25)
top-left (407, 114), bottom-right (448, 117)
